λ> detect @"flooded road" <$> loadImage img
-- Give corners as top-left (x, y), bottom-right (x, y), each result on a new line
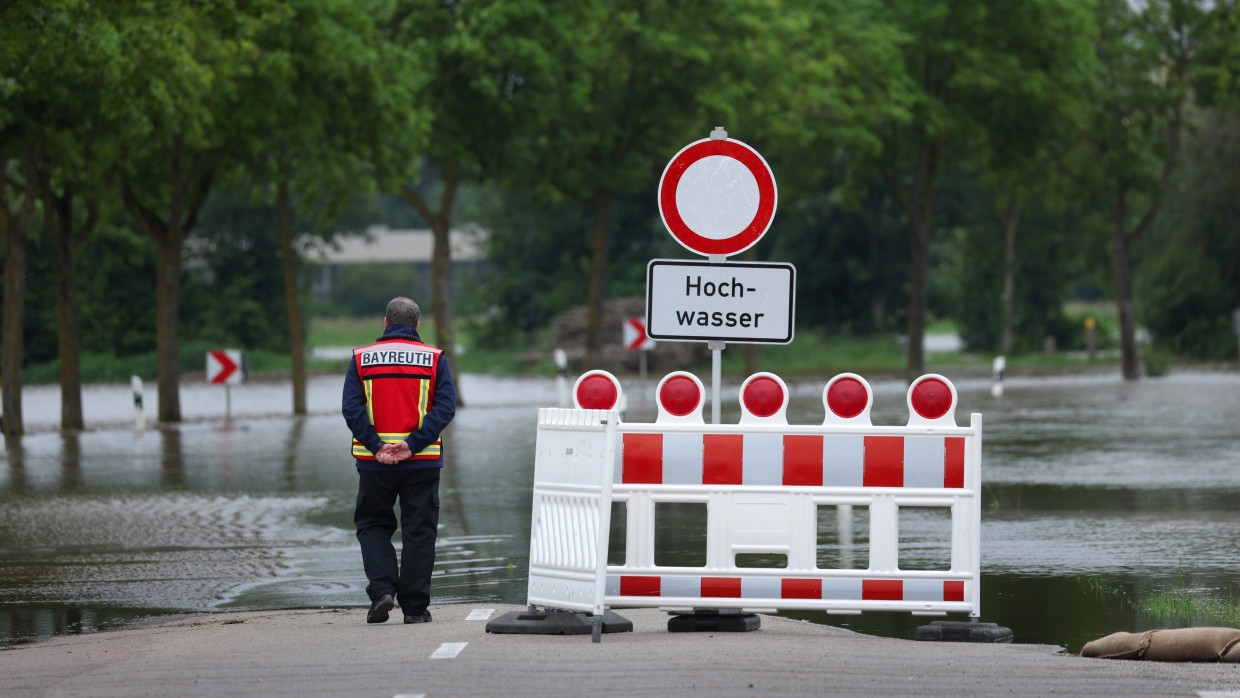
top-left (2, 368), bottom-right (1238, 652)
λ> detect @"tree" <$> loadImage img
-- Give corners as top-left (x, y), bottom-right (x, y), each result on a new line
top-left (1137, 110), bottom-right (1240, 358)
top-left (748, 0), bottom-right (910, 347)
top-left (947, 195), bottom-right (1087, 354)
top-left (36, 4), bottom-right (123, 429)
top-left (0, 2), bottom-right (87, 435)
top-left (870, 0), bottom-right (1101, 382)
top-left (1072, 0), bottom-right (1202, 379)
top-left (239, 0), bottom-right (428, 414)
top-left (520, 0), bottom-right (811, 368)
top-left (115, 1), bottom-right (269, 421)
top-left (0, 145), bottom-right (38, 439)
top-left (390, 0), bottom-right (551, 402)
top-left (969, 6), bottom-right (1097, 355)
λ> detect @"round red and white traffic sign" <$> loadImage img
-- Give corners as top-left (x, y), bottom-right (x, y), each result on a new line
top-left (658, 133), bottom-right (777, 257)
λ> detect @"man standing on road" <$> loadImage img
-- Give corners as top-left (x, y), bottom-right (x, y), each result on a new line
top-left (342, 296), bottom-right (456, 624)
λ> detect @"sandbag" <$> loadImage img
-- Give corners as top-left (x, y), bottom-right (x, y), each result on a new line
top-left (1082, 627), bottom-right (1240, 662)
top-left (1224, 639), bottom-right (1240, 663)
top-left (1080, 631), bottom-right (1152, 659)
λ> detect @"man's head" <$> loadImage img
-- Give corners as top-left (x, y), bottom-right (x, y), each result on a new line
top-left (384, 297), bottom-right (420, 328)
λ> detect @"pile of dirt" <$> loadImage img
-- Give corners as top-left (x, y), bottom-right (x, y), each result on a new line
top-left (536, 297), bottom-right (707, 375)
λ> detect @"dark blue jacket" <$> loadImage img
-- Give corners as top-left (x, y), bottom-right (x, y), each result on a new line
top-left (341, 323), bottom-right (457, 471)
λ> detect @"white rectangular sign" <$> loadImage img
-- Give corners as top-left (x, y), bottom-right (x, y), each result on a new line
top-left (646, 259), bottom-right (795, 344)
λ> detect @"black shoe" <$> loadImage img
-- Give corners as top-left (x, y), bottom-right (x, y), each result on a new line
top-left (367, 594), bottom-right (395, 623)
top-left (404, 610), bottom-right (432, 624)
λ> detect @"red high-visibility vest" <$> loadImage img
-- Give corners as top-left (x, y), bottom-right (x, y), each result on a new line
top-left (350, 338), bottom-right (443, 461)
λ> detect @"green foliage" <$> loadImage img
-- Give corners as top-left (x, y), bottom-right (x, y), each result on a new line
top-left (1142, 585), bottom-right (1240, 627)
top-left (6, 0), bottom-right (1240, 393)
top-left (313, 262), bottom-right (426, 319)
top-left (472, 187), bottom-right (676, 347)
top-left (390, 0), bottom-right (547, 182)
top-left (77, 223), bottom-right (159, 356)
top-left (307, 316), bottom-right (381, 346)
top-left (1137, 110), bottom-right (1240, 359)
top-left (945, 202), bottom-right (1086, 354)
top-left (722, 330), bottom-right (908, 375)
top-left (23, 351), bottom-right (159, 385)
top-left (238, 0), bottom-right (428, 205)
top-left (18, 224), bottom-right (58, 365)
top-left (181, 190), bottom-right (293, 352)
top-left (1195, 1), bottom-right (1240, 109)
top-left (1082, 576), bottom-right (1240, 628)
top-left (767, 178), bottom-right (907, 333)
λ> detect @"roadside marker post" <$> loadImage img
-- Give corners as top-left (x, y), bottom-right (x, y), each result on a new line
top-left (206, 349), bottom-right (246, 421)
top-left (623, 318), bottom-right (656, 382)
top-left (130, 375), bottom-right (145, 431)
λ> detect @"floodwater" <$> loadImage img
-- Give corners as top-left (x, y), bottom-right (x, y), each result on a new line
top-left (2, 367), bottom-right (1238, 652)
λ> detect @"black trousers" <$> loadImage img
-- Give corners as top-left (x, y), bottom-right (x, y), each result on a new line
top-left (354, 467), bottom-right (440, 614)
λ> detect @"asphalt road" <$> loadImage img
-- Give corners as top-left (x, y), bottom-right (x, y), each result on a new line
top-left (3, 604), bottom-right (1239, 697)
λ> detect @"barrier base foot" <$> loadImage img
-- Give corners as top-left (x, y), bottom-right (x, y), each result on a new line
top-left (667, 611), bottom-right (761, 633)
top-left (915, 620), bottom-right (1013, 643)
top-left (485, 609), bottom-right (633, 636)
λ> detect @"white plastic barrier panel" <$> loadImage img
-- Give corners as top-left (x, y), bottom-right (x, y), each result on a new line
top-left (524, 372), bottom-right (624, 615)
top-left (526, 370), bottom-right (984, 620)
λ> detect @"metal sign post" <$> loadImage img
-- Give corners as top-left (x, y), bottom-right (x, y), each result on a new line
top-left (708, 340), bottom-right (725, 423)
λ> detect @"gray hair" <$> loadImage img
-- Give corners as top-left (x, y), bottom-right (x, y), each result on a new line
top-left (385, 297), bottom-right (420, 326)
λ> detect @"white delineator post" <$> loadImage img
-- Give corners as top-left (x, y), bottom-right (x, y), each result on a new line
top-left (131, 375), bottom-right (145, 431)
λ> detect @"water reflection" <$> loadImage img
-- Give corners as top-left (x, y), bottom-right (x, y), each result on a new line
top-left (1, 370), bottom-right (1238, 652)
top-left (62, 432), bottom-right (82, 490)
top-left (3, 436), bottom-right (26, 492)
top-left (283, 417), bottom-right (306, 491)
top-left (161, 426), bottom-right (184, 489)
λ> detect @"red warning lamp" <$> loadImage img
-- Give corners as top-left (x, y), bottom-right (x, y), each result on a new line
top-left (910, 377), bottom-right (952, 420)
top-left (659, 374), bottom-right (701, 417)
top-left (826, 376), bottom-right (868, 419)
top-left (822, 373), bottom-right (873, 426)
top-left (742, 375), bottom-right (783, 418)
top-left (575, 371), bottom-right (620, 410)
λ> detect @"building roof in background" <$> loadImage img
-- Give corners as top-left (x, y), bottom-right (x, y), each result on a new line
top-left (300, 224), bottom-right (486, 264)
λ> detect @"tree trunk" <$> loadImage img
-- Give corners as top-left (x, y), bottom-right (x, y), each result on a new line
top-left (1112, 192), bottom-right (1140, 380)
top-left (1, 211), bottom-right (28, 440)
top-left (399, 162), bottom-right (465, 406)
top-left (583, 190), bottom-right (613, 370)
top-left (999, 200), bottom-right (1022, 355)
top-left (47, 185), bottom-right (98, 430)
top-left (47, 187), bottom-right (86, 430)
top-left (154, 232), bottom-right (184, 421)
top-left (277, 176), bottom-right (306, 415)
top-left (0, 142), bottom-right (40, 439)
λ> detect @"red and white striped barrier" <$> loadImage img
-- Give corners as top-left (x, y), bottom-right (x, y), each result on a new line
top-left (525, 370), bottom-right (982, 620)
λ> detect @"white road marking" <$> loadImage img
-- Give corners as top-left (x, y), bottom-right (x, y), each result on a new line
top-left (465, 608), bottom-right (495, 621)
top-left (393, 694), bottom-right (425, 698)
top-left (431, 642), bottom-right (468, 659)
